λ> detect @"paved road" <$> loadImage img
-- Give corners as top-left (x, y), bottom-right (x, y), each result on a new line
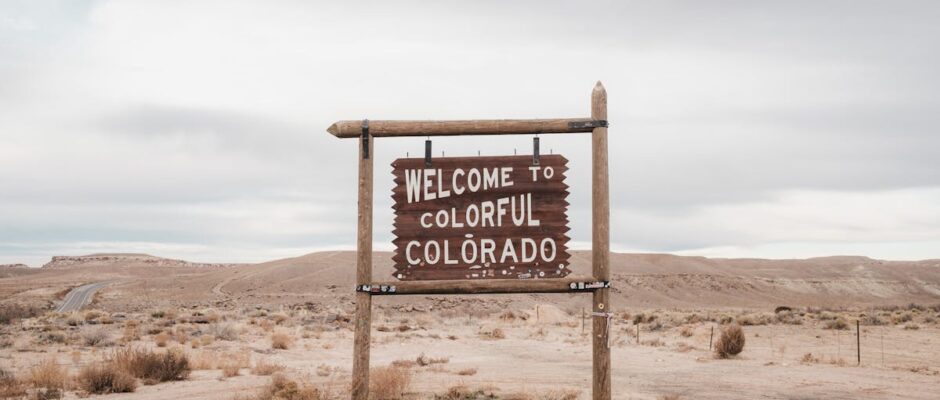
top-left (57, 281), bottom-right (110, 312)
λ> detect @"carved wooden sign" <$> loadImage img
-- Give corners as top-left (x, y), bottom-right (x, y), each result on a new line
top-left (391, 155), bottom-right (570, 281)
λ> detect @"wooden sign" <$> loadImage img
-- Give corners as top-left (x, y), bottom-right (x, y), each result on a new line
top-left (391, 154), bottom-right (571, 280)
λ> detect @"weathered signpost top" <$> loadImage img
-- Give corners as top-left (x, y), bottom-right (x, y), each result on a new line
top-left (327, 82), bottom-right (611, 400)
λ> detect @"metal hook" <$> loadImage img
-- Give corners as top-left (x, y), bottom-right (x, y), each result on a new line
top-left (425, 139), bottom-right (432, 167)
top-left (533, 136), bottom-right (540, 166)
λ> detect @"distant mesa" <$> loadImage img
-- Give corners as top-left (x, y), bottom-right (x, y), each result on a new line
top-left (41, 253), bottom-right (238, 269)
top-left (0, 263), bottom-right (29, 269)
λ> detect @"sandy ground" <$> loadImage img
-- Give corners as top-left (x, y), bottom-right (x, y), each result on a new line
top-left (2, 305), bottom-right (938, 400)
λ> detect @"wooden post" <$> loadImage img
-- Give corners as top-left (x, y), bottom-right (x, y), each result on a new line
top-left (709, 326), bottom-right (714, 351)
top-left (856, 319), bottom-right (861, 365)
top-left (591, 81), bottom-right (611, 400)
top-left (351, 131), bottom-right (374, 400)
top-left (582, 308), bottom-right (586, 334)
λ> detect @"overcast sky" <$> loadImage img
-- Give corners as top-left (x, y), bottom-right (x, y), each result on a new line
top-left (2, 1), bottom-right (939, 266)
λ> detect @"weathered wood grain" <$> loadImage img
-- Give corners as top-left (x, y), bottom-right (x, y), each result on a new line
top-left (391, 155), bottom-right (570, 281)
top-left (591, 81), bottom-right (611, 400)
top-left (351, 135), bottom-right (373, 400)
top-left (327, 118), bottom-right (601, 138)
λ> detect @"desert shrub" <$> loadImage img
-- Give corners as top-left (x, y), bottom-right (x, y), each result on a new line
top-left (456, 368), bottom-right (477, 376)
top-left (243, 373), bottom-right (328, 400)
top-left (0, 367), bottom-right (27, 398)
top-left (714, 324), bottom-right (745, 359)
top-left (39, 331), bottom-right (68, 345)
top-left (0, 304), bottom-right (44, 325)
top-left (415, 353), bottom-right (449, 367)
top-left (736, 314), bottom-right (770, 326)
top-left (154, 332), bottom-right (169, 347)
top-left (774, 311), bottom-right (803, 325)
top-left (26, 358), bottom-right (68, 399)
top-left (479, 328), bottom-right (505, 340)
top-left (272, 313), bottom-right (291, 325)
top-left (206, 322), bottom-right (239, 341)
top-left (271, 332), bottom-right (293, 350)
top-left (84, 310), bottom-right (104, 322)
top-left (82, 327), bottom-right (111, 346)
top-left (111, 347), bottom-right (191, 384)
top-left (77, 363), bottom-right (137, 394)
top-left (800, 353), bottom-right (820, 364)
top-left (370, 366), bottom-right (412, 399)
top-left (824, 318), bottom-right (850, 330)
top-left (893, 312), bottom-right (913, 324)
top-left (860, 314), bottom-right (886, 326)
top-left (632, 313), bottom-right (656, 324)
top-left (904, 323), bottom-right (920, 330)
top-left (0, 338), bottom-right (12, 348)
top-left (200, 334), bottom-right (215, 346)
top-left (221, 363), bottom-right (241, 378)
top-left (647, 321), bottom-right (664, 331)
top-left (433, 385), bottom-right (497, 400)
top-left (252, 359), bottom-right (286, 376)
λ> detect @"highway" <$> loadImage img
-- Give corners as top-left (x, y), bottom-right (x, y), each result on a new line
top-left (56, 281), bottom-right (110, 312)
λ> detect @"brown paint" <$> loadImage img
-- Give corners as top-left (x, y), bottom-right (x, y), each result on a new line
top-left (391, 155), bottom-right (571, 281)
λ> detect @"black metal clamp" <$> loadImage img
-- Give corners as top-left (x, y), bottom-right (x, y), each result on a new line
top-left (361, 119), bottom-right (370, 159)
top-left (568, 281), bottom-right (611, 291)
top-left (424, 138), bottom-right (432, 167)
top-left (567, 119), bottom-right (609, 130)
top-left (533, 136), bottom-right (540, 165)
top-left (356, 284), bottom-right (397, 294)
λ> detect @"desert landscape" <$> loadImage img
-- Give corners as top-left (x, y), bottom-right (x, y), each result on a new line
top-left (1, 251), bottom-right (938, 399)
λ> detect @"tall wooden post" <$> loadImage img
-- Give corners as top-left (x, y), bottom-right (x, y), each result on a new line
top-left (591, 81), bottom-right (611, 400)
top-left (351, 130), bottom-right (373, 399)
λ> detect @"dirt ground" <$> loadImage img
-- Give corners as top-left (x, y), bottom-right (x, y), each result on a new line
top-left (2, 304), bottom-right (938, 400)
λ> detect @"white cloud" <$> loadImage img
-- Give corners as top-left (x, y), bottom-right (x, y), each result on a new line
top-left (1, 1), bottom-right (939, 265)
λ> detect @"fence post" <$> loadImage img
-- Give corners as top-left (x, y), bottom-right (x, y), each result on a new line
top-left (709, 326), bottom-right (714, 351)
top-left (856, 319), bottom-right (861, 366)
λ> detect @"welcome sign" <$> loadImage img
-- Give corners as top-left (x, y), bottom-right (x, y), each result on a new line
top-left (391, 155), bottom-right (571, 280)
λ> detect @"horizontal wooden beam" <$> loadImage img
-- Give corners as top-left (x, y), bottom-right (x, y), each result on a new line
top-left (327, 118), bottom-right (606, 138)
top-left (357, 277), bottom-right (609, 295)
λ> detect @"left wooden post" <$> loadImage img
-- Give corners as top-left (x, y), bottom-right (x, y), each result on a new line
top-left (352, 124), bottom-right (373, 399)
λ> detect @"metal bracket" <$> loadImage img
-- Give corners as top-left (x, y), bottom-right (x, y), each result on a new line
top-left (533, 136), bottom-right (540, 166)
top-left (356, 284), bottom-right (397, 294)
top-left (567, 281), bottom-right (611, 291)
top-left (361, 119), bottom-right (370, 159)
top-left (567, 119), bottom-right (609, 130)
top-left (424, 139), bottom-right (432, 167)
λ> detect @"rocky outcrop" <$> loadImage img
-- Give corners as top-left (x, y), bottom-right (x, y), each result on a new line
top-left (41, 254), bottom-right (238, 269)
top-left (0, 264), bottom-right (29, 269)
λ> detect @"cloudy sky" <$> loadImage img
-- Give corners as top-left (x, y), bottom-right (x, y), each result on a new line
top-left (2, 1), bottom-right (939, 266)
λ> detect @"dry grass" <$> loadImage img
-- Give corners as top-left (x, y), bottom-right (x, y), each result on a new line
top-left (77, 362), bottom-right (137, 394)
top-left (800, 352), bottom-right (820, 364)
top-left (416, 353), bottom-right (449, 366)
top-left (208, 322), bottom-right (240, 341)
top-left (714, 324), bottom-right (746, 359)
top-left (238, 373), bottom-right (333, 400)
top-left (0, 367), bottom-right (27, 398)
top-left (271, 332), bottom-right (293, 350)
top-left (456, 368), bottom-right (477, 376)
top-left (82, 327), bottom-right (111, 347)
top-left (678, 325), bottom-right (695, 337)
top-left (252, 359), bottom-right (286, 376)
top-left (154, 332), bottom-right (170, 347)
top-left (370, 365), bottom-right (413, 399)
top-left (26, 358), bottom-right (69, 392)
top-left (221, 363), bottom-right (241, 378)
top-left (111, 347), bottom-right (191, 384)
top-left (479, 328), bottom-right (505, 340)
top-left (824, 318), bottom-right (850, 330)
top-left (433, 385), bottom-right (496, 400)
top-left (0, 304), bottom-right (44, 325)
